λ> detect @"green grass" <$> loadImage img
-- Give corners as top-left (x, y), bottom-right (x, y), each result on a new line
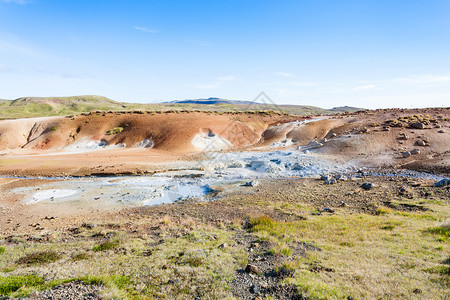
top-left (92, 239), bottom-right (120, 252)
top-left (0, 275), bottom-right (44, 295)
top-left (247, 210), bottom-right (450, 299)
top-left (0, 247), bottom-right (5, 254)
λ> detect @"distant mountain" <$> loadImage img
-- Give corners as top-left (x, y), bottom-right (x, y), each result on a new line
top-left (167, 97), bottom-right (259, 105)
top-left (330, 106), bottom-right (363, 113)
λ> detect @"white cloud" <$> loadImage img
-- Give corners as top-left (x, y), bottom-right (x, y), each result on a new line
top-left (275, 72), bottom-right (294, 78)
top-left (218, 76), bottom-right (236, 81)
top-left (353, 84), bottom-right (377, 91)
top-left (287, 81), bottom-right (317, 87)
top-left (133, 26), bottom-right (158, 33)
top-left (1, 0), bottom-right (32, 4)
top-left (0, 63), bottom-right (14, 72)
top-left (185, 75), bottom-right (237, 89)
top-left (392, 74), bottom-right (450, 84)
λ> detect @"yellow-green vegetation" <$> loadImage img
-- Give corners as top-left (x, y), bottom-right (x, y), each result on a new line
top-left (248, 207), bottom-right (450, 299)
top-left (0, 275), bottom-right (44, 295)
top-left (0, 221), bottom-right (245, 298)
top-left (92, 239), bottom-right (120, 251)
top-left (105, 127), bottom-right (124, 135)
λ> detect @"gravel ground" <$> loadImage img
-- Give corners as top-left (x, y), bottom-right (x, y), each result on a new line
top-left (27, 281), bottom-right (101, 300)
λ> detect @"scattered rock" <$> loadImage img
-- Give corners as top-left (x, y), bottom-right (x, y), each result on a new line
top-left (250, 284), bottom-right (261, 294)
top-left (438, 130), bottom-right (445, 133)
top-left (360, 182), bottom-right (376, 190)
top-left (28, 280), bottom-right (101, 300)
top-left (243, 180), bottom-right (259, 187)
top-left (336, 174), bottom-right (347, 181)
top-left (410, 149), bottom-right (420, 155)
top-left (322, 207), bottom-right (334, 213)
top-left (402, 151), bottom-right (411, 158)
top-left (218, 243), bottom-right (228, 249)
top-left (324, 178), bottom-right (337, 184)
top-left (245, 264), bottom-right (259, 274)
top-left (415, 140), bottom-right (427, 147)
top-left (409, 122), bottom-right (425, 129)
top-left (399, 133), bottom-right (409, 140)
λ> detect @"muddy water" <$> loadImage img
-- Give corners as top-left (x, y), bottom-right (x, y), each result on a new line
top-left (4, 149), bottom-right (444, 207)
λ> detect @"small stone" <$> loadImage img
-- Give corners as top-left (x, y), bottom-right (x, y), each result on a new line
top-left (360, 182), bottom-right (376, 190)
top-left (416, 140), bottom-right (427, 147)
top-left (251, 284), bottom-right (261, 294)
top-left (438, 130), bottom-right (445, 133)
top-left (243, 180), bottom-right (259, 187)
top-left (435, 179), bottom-right (450, 187)
top-left (399, 133), bottom-right (409, 140)
top-left (245, 264), bottom-right (259, 274)
top-left (324, 178), bottom-right (337, 184)
top-left (330, 133), bottom-right (337, 138)
top-left (402, 151), bottom-right (411, 158)
top-left (337, 174), bottom-right (347, 181)
top-left (322, 207), bottom-right (334, 213)
top-left (410, 122), bottom-right (425, 129)
top-left (218, 243), bottom-right (228, 249)
top-left (167, 278), bottom-right (180, 284)
top-left (410, 149), bottom-right (420, 155)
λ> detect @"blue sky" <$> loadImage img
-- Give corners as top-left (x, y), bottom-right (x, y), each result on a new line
top-left (0, 0), bottom-right (449, 108)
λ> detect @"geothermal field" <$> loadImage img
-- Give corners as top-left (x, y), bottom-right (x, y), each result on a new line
top-left (0, 102), bottom-right (448, 299)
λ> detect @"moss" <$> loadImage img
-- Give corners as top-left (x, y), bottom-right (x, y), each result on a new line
top-left (0, 275), bottom-right (44, 295)
top-left (105, 127), bottom-right (124, 135)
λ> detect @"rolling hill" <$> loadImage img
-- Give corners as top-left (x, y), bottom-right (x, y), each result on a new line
top-left (0, 95), bottom-right (363, 119)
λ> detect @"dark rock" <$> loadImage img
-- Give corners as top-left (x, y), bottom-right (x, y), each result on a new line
top-left (410, 149), bottom-right (420, 155)
top-left (218, 243), bottom-right (228, 249)
top-left (245, 264), bottom-right (259, 274)
top-left (250, 284), bottom-right (261, 294)
top-left (410, 122), bottom-right (425, 129)
top-left (435, 179), bottom-right (450, 187)
top-left (402, 151), bottom-right (411, 158)
top-left (416, 140), bottom-right (427, 147)
top-left (360, 182), bottom-right (376, 190)
top-left (322, 207), bottom-right (334, 213)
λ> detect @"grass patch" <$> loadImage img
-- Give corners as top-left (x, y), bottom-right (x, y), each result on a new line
top-left (425, 225), bottom-right (450, 238)
top-left (16, 251), bottom-right (62, 265)
top-left (0, 246), bottom-right (5, 254)
top-left (71, 253), bottom-right (91, 261)
top-left (375, 206), bottom-right (393, 215)
top-left (92, 239), bottom-right (120, 252)
top-left (424, 266), bottom-right (450, 276)
top-left (0, 275), bottom-right (44, 295)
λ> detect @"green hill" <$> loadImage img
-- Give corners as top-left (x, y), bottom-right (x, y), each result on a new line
top-left (0, 95), bottom-right (364, 119)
